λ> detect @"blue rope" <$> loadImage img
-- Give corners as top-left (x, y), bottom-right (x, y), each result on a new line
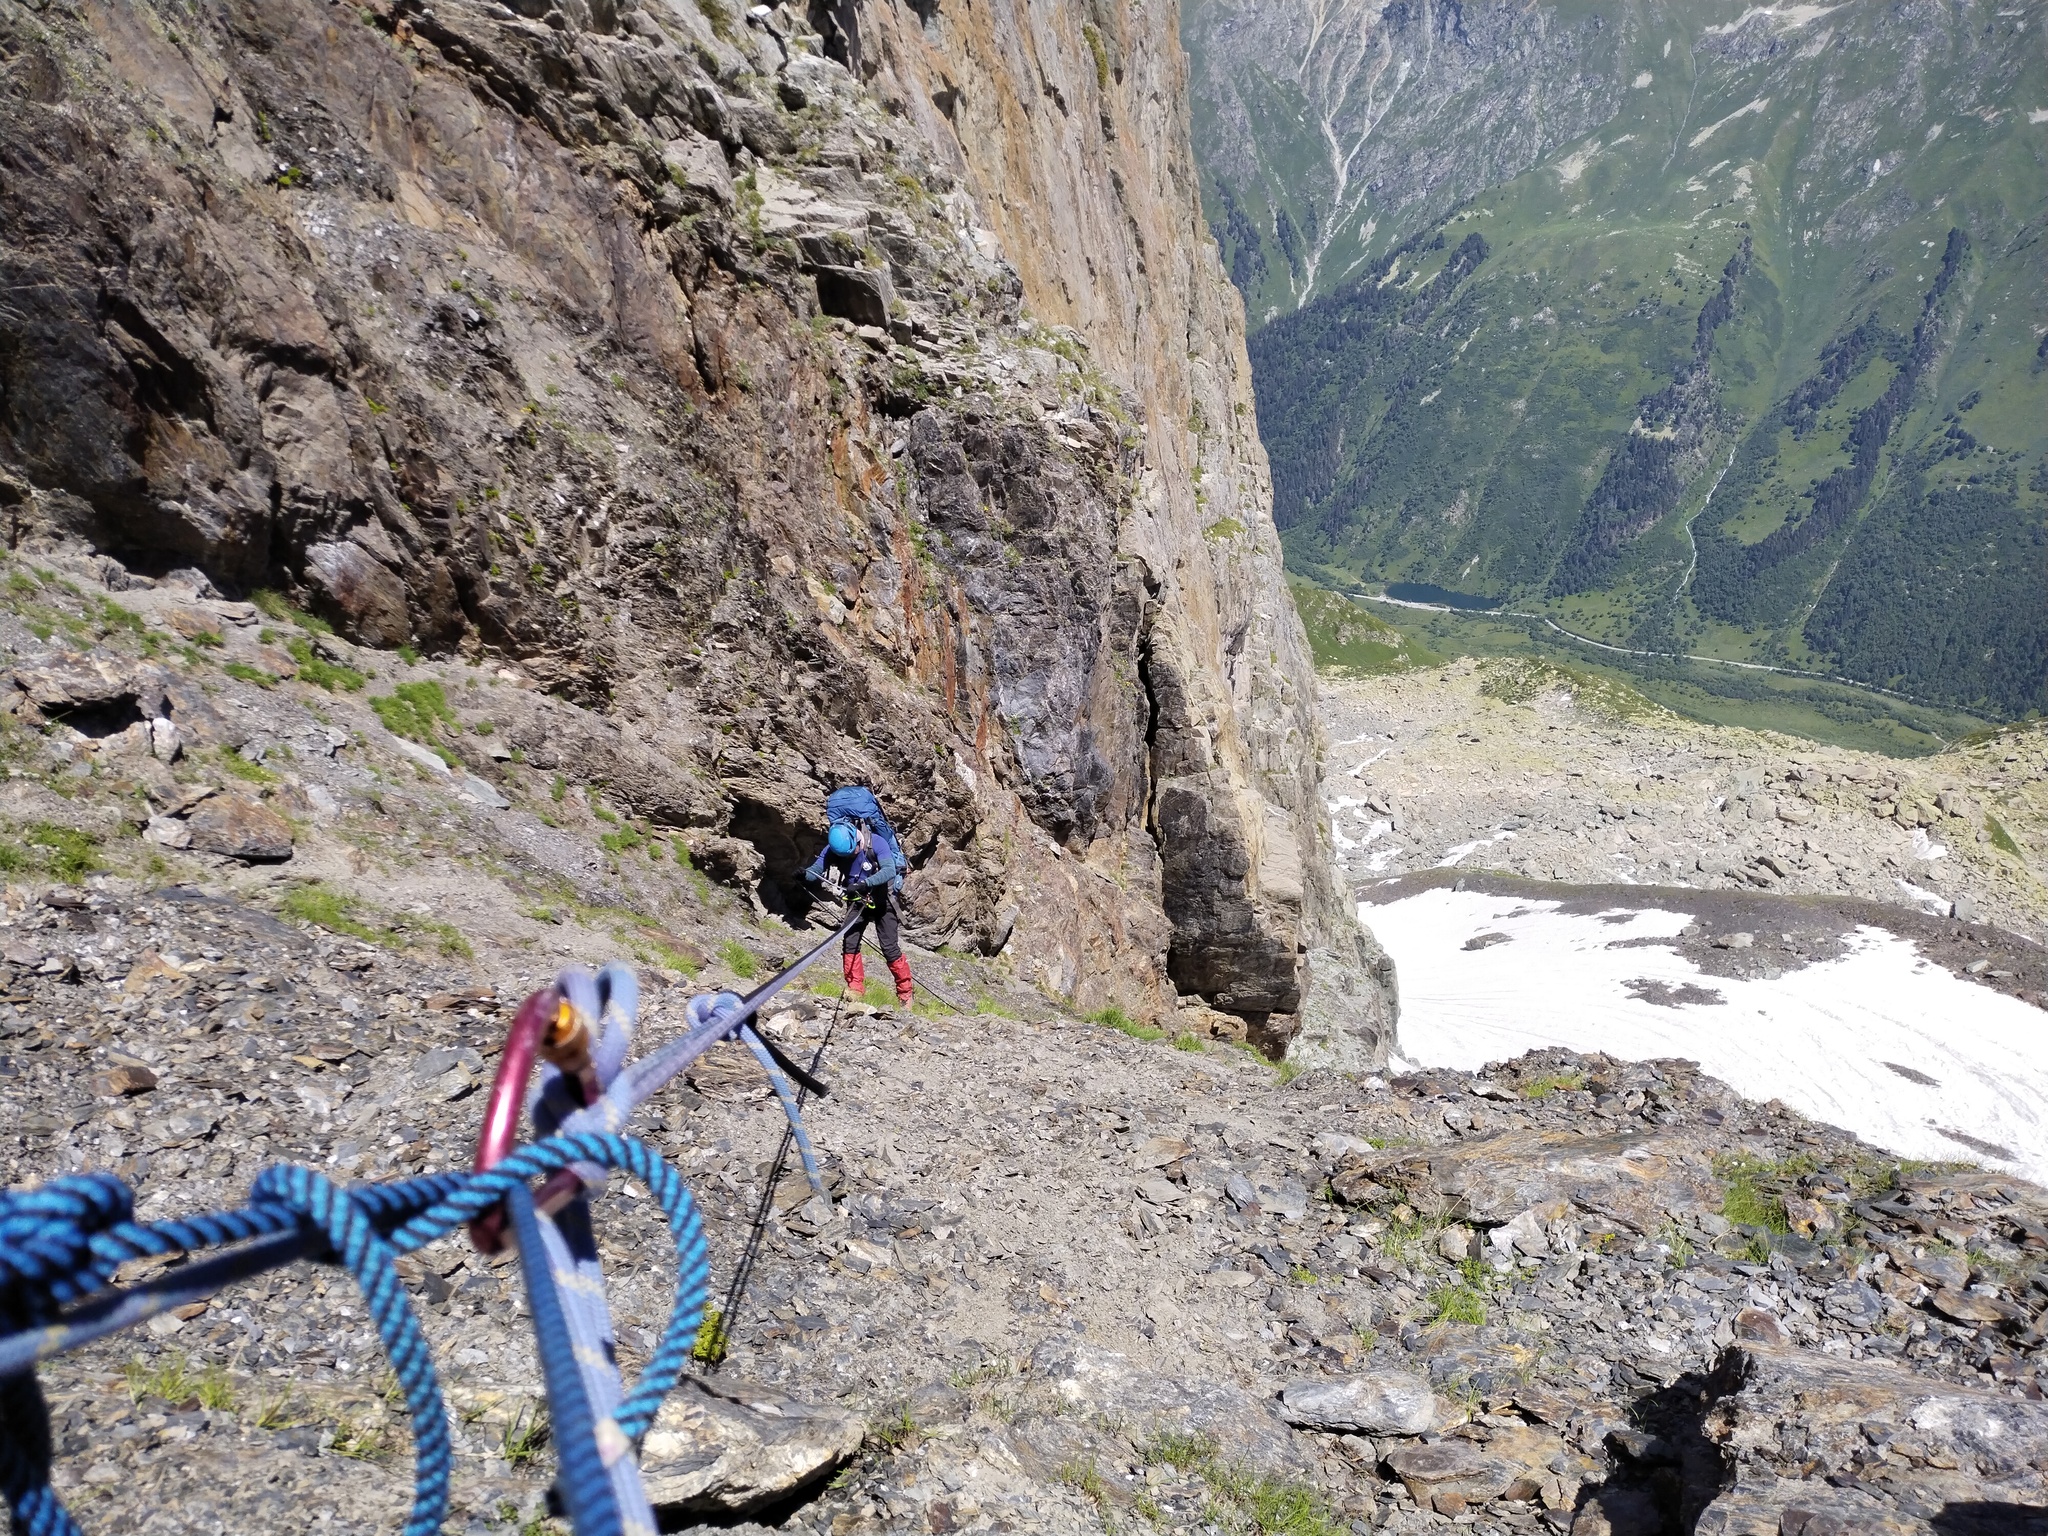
top-left (0, 1133), bottom-right (709, 1536)
top-left (505, 1182), bottom-right (619, 1536)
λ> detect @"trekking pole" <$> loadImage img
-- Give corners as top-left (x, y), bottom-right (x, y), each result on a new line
top-left (701, 942), bottom-right (849, 1370)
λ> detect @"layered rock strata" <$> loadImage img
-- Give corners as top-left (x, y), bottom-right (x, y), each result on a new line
top-left (0, 0), bottom-right (1393, 1054)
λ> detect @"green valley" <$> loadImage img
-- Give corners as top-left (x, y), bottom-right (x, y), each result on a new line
top-left (1188, 0), bottom-right (2048, 728)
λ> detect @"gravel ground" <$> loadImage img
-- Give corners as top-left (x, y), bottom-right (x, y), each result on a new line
top-left (3, 573), bottom-right (2045, 1536)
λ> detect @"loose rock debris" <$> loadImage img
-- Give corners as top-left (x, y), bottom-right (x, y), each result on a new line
top-left (6, 865), bottom-right (2045, 1535)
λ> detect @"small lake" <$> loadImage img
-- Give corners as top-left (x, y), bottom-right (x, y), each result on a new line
top-left (1383, 582), bottom-right (1502, 611)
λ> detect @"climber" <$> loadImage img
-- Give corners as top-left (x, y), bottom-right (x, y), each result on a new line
top-left (803, 785), bottom-right (914, 1007)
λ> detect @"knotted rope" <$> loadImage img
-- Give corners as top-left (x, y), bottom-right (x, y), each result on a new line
top-left (0, 1133), bottom-right (707, 1536)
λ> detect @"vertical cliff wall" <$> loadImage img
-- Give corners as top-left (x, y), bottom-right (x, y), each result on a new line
top-left (852, 0), bottom-right (1395, 1062)
top-left (0, 0), bottom-right (1395, 1061)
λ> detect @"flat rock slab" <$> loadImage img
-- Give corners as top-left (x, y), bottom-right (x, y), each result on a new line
top-left (1702, 1343), bottom-right (2048, 1520)
top-left (1278, 1368), bottom-right (1437, 1434)
top-left (1703, 1343), bottom-right (2048, 1490)
top-left (1692, 1474), bottom-right (2025, 1536)
top-left (183, 794), bottom-right (294, 861)
top-left (1032, 1342), bottom-right (1313, 1475)
top-left (1363, 1126), bottom-right (1722, 1232)
top-left (639, 1376), bottom-right (863, 1514)
top-left (14, 658), bottom-right (134, 708)
top-left (1382, 1437), bottom-right (1519, 1512)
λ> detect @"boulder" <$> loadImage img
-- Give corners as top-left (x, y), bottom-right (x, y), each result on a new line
top-left (1701, 1342), bottom-right (2048, 1515)
top-left (660, 130), bottom-right (733, 208)
top-left (1278, 1369), bottom-right (1437, 1435)
top-left (1360, 1127), bottom-right (1722, 1233)
top-left (1381, 1438), bottom-right (1519, 1514)
top-left (14, 657), bottom-right (134, 711)
top-left (1570, 1484), bottom-right (1666, 1535)
top-left (302, 540), bottom-right (410, 647)
top-left (183, 795), bottom-right (294, 861)
top-left (640, 1376), bottom-right (863, 1515)
top-left (1027, 1341), bottom-right (1313, 1475)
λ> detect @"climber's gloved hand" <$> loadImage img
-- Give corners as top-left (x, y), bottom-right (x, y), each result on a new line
top-left (685, 990), bottom-right (745, 1035)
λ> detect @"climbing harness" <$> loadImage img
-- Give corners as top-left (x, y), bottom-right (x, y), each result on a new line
top-left (0, 920), bottom-right (860, 1536)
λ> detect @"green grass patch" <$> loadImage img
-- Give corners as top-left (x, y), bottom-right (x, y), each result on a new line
top-left (500, 1402), bottom-right (549, 1468)
top-left (23, 823), bottom-right (101, 882)
top-left (1058, 1457), bottom-right (1107, 1508)
top-left (1986, 815), bottom-right (2022, 856)
top-left (125, 1352), bottom-right (235, 1410)
top-left (1201, 1460), bottom-right (1343, 1536)
top-left (1478, 655), bottom-right (1663, 720)
top-left (1714, 1152), bottom-right (1818, 1234)
top-left (690, 1309), bottom-right (728, 1364)
top-left (717, 938), bottom-right (760, 980)
top-left (287, 637), bottom-right (365, 692)
top-left (221, 661), bottom-right (277, 688)
top-left (1521, 1069), bottom-right (1587, 1099)
top-left (253, 589), bottom-right (331, 633)
top-left (217, 747), bottom-right (279, 785)
top-left (279, 883), bottom-right (385, 945)
top-left (1427, 1281), bottom-right (1488, 1326)
top-left (1090, 1004), bottom-right (1164, 1041)
top-left (372, 680), bottom-right (456, 739)
top-left (1291, 580), bottom-right (1442, 675)
top-left (866, 1403), bottom-right (918, 1454)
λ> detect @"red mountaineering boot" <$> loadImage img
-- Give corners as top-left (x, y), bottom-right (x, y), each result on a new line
top-left (888, 955), bottom-right (914, 1007)
top-left (842, 952), bottom-right (864, 997)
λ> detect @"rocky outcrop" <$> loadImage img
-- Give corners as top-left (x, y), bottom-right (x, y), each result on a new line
top-left (0, 0), bottom-right (1393, 1054)
top-left (858, 0), bottom-right (1396, 1062)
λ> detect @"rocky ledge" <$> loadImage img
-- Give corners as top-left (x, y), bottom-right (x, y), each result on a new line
top-left (5, 801), bottom-right (2042, 1536)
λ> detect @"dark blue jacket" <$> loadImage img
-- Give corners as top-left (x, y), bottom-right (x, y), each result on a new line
top-left (804, 841), bottom-right (899, 893)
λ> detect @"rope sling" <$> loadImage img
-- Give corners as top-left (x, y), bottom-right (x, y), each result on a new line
top-left (0, 908), bottom-right (860, 1536)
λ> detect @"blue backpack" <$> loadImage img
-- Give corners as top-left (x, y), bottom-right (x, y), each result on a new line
top-left (825, 785), bottom-right (905, 894)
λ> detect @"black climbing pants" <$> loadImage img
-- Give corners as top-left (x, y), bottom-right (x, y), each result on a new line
top-left (843, 901), bottom-right (902, 963)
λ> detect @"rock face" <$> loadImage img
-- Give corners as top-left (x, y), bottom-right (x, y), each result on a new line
top-left (1696, 1343), bottom-right (2048, 1534)
top-left (1278, 1369), bottom-right (1438, 1435)
top-left (0, 0), bottom-right (1394, 1058)
top-left (639, 1376), bottom-right (863, 1513)
top-left (182, 794), bottom-right (295, 862)
top-left (859, 0), bottom-right (1396, 1062)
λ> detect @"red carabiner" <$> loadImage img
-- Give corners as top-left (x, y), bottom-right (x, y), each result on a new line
top-left (468, 985), bottom-right (560, 1253)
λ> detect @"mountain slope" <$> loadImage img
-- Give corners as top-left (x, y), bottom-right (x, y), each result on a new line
top-left (0, 0), bottom-right (1393, 1057)
top-left (1211, 0), bottom-right (2048, 718)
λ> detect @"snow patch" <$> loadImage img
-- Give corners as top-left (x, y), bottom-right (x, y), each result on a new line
top-left (1895, 879), bottom-right (1950, 914)
top-left (1702, 5), bottom-right (1841, 38)
top-left (1688, 97), bottom-right (1771, 149)
top-left (1365, 889), bottom-right (2048, 1183)
top-left (1910, 827), bottom-right (1949, 861)
top-left (1632, 71), bottom-right (1654, 89)
top-left (1436, 830), bottom-right (1517, 868)
top-left (1555, 143), bottom-right (1600, 184)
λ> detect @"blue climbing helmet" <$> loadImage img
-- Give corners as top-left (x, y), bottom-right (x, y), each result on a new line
top-left (827, 821), bottom-right (857, 857)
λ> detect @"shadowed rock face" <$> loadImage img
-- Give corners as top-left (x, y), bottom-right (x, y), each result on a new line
top-left (0, 0), bottom-right (1394, 1055)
